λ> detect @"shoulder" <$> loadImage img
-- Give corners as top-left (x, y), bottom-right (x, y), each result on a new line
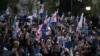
top-left (9, 52), bottom-right (16, 56)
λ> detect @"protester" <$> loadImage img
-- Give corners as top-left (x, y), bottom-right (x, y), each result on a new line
top-left (10, 46), bottom-right (25, 56)
top-left (0, 2), bottom-right (100, 56)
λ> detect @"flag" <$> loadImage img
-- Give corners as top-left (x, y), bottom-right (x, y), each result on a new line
top-left (36, 24), bottom-right (43, 42)
top-left (43, 15), bottom-right (51, 25)
top-left (46, 17), bottom-right (51, 25)
top-left (60, 13), bottom-right (64, 21)
top-left (42, 18), bottom-right (49, 40)
top-left (78, 13), bottom-right (84, 28)
top-left (41, 24), bottom-right (47, 34)
top-left (50, 10), bottom-right (58, 27)
top-left (43, 15), bottom-right (48, 24)
top-left (51, 11), bottom-right (58, 22)
top-left (76, 13), bottom-right (84, 31)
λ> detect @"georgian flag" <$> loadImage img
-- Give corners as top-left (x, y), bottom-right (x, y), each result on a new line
top-left (36, 24), bottom-right (43, 42)
top-left (43, 15), bottom-right (48, 24)
top-left (51, 11), bottom-right (58, 22)
top-left (43, 15), bottom-right (51, 25)
top-left (47, 17), bottom-right (51, 24)
top-left (78, 13), bottom-right (84, 28)
top-left (76, 13), bottom-right (84, 31)
top-left (60, 13), bottom-right (64, 21)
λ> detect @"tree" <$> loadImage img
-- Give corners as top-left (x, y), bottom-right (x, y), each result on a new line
top-left (72, 0), bottom-right (85, 16)
top-left (92, 0), bottom-right (100, 16)
top-left (83, 0), bottom-right (100, 16)
top-left (43, 0), bottom-right (58, 14)
top-left (27, 0), bottom-right (34, 14)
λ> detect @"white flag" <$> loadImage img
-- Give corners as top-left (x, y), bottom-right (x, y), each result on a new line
top-left (51, 11), bottom-right (58, 22)
top-left (77, 13), bottom-right (84, 29)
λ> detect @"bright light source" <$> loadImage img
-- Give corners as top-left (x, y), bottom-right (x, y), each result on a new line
top-left (85, 6), bottom-right (91, 11)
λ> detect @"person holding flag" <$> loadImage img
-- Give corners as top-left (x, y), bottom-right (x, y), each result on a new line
top-left (76, 12), bottom-right (88, 35)
top-left (39, 4), bottom-right (45, 20)
top-left (76, 13), bottom-right (84, 33)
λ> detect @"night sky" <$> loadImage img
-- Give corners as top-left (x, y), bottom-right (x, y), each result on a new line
top-left (58, 0), bottom-right (71, 16)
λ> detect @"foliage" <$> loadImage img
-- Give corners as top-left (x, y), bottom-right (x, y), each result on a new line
top-left (0, 0), bottom-right (9, 13)
top-left (27, 0), bottom-right (34, 14)
top-left (43, 0), bottom-right (58, 14)
top-left (83, 0), bottom-right (100, 16)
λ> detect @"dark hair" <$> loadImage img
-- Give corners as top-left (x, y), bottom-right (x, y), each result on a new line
top-left (64, 51), bottom-right (69, 56)
top-left (17, 46), bottom-right (23, 51)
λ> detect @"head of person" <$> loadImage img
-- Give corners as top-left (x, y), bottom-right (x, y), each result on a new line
top-left (17, 46), bottom-right (24, 54)
top-left (14, 40), bottom-right (20, 48)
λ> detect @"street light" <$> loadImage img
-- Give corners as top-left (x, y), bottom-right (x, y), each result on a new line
top-left (85, 6), bottom-right (91, 11)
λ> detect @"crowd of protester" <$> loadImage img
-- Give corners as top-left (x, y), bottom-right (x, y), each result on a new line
top-left (0, 3), bottom-right (100, 56)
